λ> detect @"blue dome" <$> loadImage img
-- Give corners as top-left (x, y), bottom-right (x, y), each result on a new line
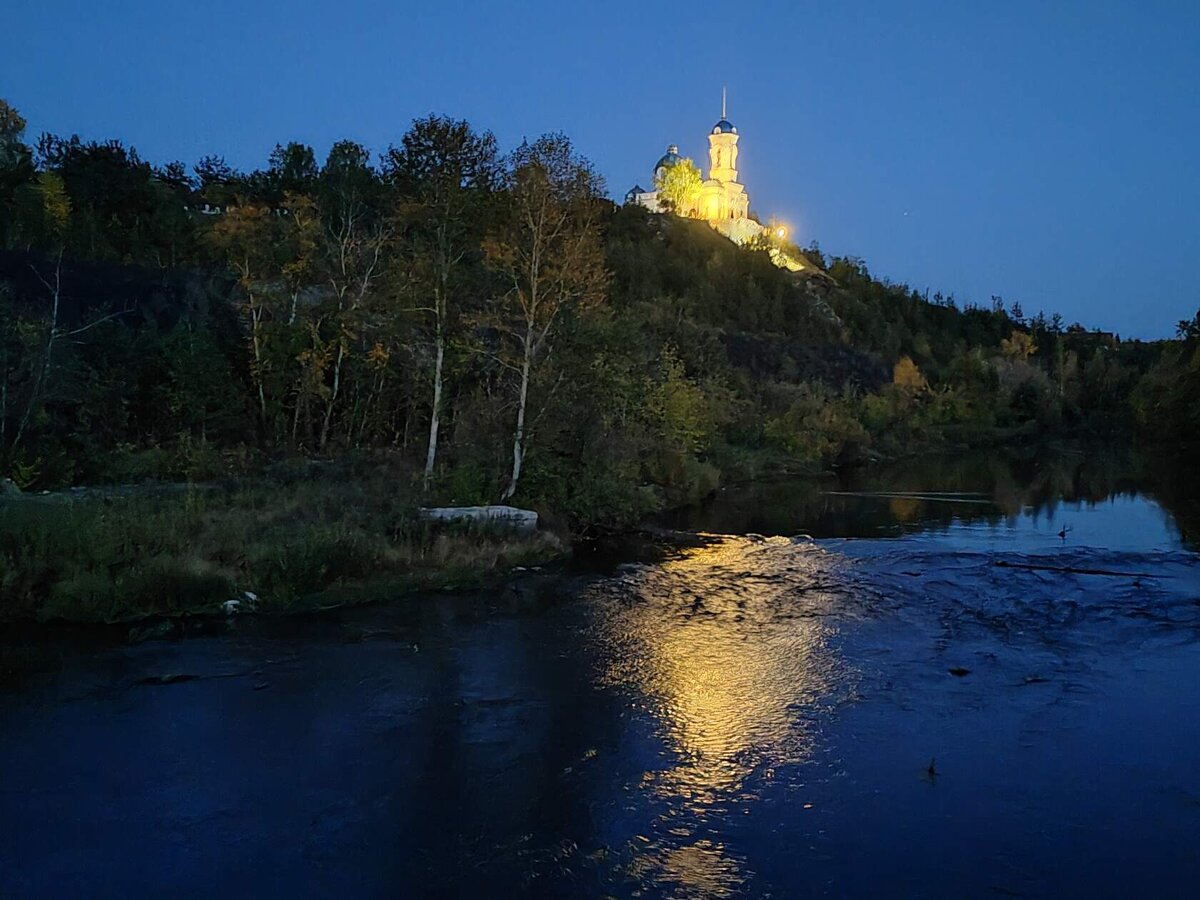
top-left (654, 144), bottom-right (681, 176)
top-left (712, 118), bottom-right (737, 134)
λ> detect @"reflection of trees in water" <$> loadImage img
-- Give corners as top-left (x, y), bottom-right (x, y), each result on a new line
top-left (1137, 444), bottom-right (1200, 547)
top-left (588, 537), bottom-right (855, 896)
top-left (666, 444), bottom-right (1198, 547)
top-left (855, 447), bottom-right (1136, 521)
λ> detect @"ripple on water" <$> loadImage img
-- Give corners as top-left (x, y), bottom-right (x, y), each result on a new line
top-left (584, 535), bottom-right (863, 895)
top-left (579, 533), bottom-right (1200, 896)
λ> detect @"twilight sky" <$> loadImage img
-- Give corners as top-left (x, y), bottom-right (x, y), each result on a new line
top-left (4, 0), bottom-right (1198, 338)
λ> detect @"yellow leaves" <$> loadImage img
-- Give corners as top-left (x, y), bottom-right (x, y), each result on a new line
top-left (893, 356), bottom-right (928, 392)
top-left (295, 339), bottom-right (334, 401)
top-left (654, 158), bottom-right (703, 216)
top-left (480, 234), bottom-right (516, 268)
top-left (280, 192), bottom-right (320, 285)
top-left (207, 202), bottom-right (276, 282)
top-left (35, 172), bottom-right (71, 238)
top-left (1001, 330), bottom-right (1037, 360)
top-left (367, 342), bottom-right (390, 370)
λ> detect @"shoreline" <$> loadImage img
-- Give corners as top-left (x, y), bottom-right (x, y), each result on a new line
top-left (4, 436), bottom-right (1191, 633)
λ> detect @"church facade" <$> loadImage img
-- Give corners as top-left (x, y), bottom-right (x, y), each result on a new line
top-left (625, 94), bottom-right (771, 246)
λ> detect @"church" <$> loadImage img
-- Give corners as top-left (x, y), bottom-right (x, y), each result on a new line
top-left (625, 92), bottom-right (787, 250)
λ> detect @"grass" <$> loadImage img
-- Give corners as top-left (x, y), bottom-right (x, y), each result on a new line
top-left (0, 471), bottom-right (566, 624)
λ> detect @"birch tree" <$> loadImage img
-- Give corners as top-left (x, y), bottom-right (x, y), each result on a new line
top-left (484, 134), bottom-right (607, 501)
top-left (385, 116), bottom-right (498, 484)
top-left (9, 179), bottom-right (128, 457)
top-left (316, 141), bottom-right (387, 449)
top-left (208, 202), bottom-right (279, 429)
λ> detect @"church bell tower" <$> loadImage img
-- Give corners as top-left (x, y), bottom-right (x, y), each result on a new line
top-left (708, 87), bottom-right (740, 184)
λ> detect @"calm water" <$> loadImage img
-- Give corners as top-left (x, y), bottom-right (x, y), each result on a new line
top-left (2, 446), bottom-right (1200, 897)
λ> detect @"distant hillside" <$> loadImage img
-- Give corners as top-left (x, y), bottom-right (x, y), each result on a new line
top-left (1, 101), bottom-right (1193, 525)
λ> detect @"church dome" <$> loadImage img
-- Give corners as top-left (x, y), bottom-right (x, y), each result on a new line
top-left (654, 144), bottom-right (681, 176)
top-left (712, 119), bottom-right (737, 134)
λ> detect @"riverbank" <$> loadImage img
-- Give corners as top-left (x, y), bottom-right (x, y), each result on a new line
top-left (7, 438), bottom-right (1193, 628)
top-left (0, 472), bottom-right (566, 625)
top-left (3, 462), bottom-right (1198, 897)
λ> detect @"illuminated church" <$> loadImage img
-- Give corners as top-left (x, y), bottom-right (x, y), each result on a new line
top-left (625, 91), bottom-right (786, 250)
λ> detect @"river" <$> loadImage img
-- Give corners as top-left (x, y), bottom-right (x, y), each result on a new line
top-left (2, 445), bottom-right (1199, 897)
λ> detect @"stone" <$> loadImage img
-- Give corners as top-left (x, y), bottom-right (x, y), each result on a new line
top-left (128, 620), bottom-right (177, 644)
top-left (222, 591), bottom-right (259, 616)
top-left (0, 478), bottom-right (21, 497)
top-left (419, 505), bottom-right (539, 534)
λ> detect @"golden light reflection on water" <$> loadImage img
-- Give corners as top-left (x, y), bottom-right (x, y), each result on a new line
top-left (590, 535), bottom-right (856, 895)
top-left (888, 495), bottom-right (922, 522)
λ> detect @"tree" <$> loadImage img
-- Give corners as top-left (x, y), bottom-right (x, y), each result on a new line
top-left (654, 157), bottom-right (702, 215)
top-left (34, 135), bottom-right (166, 262)
top-left (1177, 308), bottom-right (1200, 342)
top-left (0, 99), bottom-right (35, 247)
top-left (314, 140), bottom-right (387, 449)
top-left (9, 173), bottom-right (76, 451)
top-left (194, 155), bottom-right (242, 209)
top-left (485, 134), bottom-right (608, 501)
top-left (207, 202), bottom-right (281, 427)
top-left (0, 100), bottom-right (26, 141)
top-left (647, 346), bottom-right (715, 453)
top-left (893, 355), bottom-right (928, 392)
top-left (8, 188), bottom-right (130, 461)
top-left (1001, 330), bottom-right (1037, 360)
top-left (384, 115), bottom-right (499, 483)
top-left (265, 142), bottom-right (318, 199)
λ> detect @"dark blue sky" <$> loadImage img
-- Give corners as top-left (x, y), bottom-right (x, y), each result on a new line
top-left (5, 0), bottom-right (1198, 338)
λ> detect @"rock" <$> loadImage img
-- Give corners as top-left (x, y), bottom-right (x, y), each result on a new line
top-left (419, 505), bottom-right (539, 534)
top-left (0, 478), bottom-right (21, 497)
top-left (222, 591), bottom-right (259, 616)
top-left (128, 620), bottom-right (177, 644)
top-left (137, 673), bottom-right (198, 686)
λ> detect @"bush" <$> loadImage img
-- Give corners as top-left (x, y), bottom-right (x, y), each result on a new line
top-left (763, 385), bottom-right (869, 466)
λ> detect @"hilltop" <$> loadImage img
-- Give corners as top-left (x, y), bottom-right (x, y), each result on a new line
top-left (1, 97), bottom-right (1196, 525)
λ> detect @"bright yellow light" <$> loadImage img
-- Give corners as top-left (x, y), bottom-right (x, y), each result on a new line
top-left (775, 226), bottom-right (788, 239)
top-left (587, 535), bottom-right (849, 895)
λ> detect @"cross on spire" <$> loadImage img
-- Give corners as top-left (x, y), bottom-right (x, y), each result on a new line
top-left (722, 86), bottom-right (727, 119)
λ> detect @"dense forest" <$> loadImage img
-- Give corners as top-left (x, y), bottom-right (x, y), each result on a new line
top-left (1, 97), bottom-right (1197, 528)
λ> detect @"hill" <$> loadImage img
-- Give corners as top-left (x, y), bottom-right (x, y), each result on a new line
top-left (1, 99), bottom-right (1195, 529)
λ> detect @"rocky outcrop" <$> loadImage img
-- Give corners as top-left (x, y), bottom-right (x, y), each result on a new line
top-left (419, 505), bottom-right (539, 534)
top-left (720, 332), bottom-right (889, 392)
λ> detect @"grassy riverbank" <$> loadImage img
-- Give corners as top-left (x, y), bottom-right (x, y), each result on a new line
top-left (0, 470), bottom-right (565, 624)
top-left (0, 424), bottom-right (1052, 626)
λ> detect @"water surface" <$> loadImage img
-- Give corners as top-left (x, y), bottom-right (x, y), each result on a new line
top-left (2, 446), bottom-right (1199, 897)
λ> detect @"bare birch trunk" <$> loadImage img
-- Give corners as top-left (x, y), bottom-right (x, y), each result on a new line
top-left (319, 341), bottom-right (345, 450)
top-left (424, 329), bottom-right (444, 484)
top-left (249, 304), bottom-right (268, 428)
top-left (13, 253), bottom-right (62, 453)
top-left (502, 328), bottom-right (533, 501)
